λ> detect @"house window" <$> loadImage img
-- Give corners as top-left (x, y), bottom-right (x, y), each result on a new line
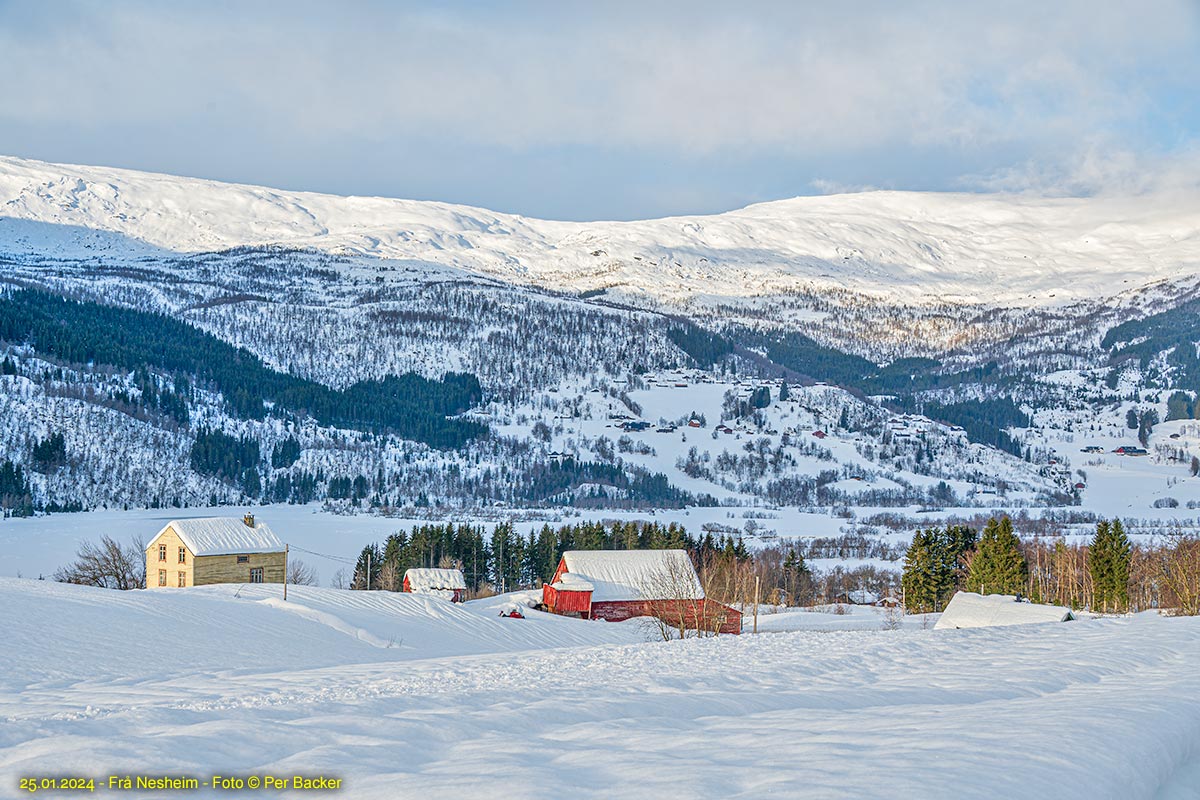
top-left (158, 569), bottom-right (166, 586)
top-left (237, 555), bottom-right (249, 564)
top-left (158, 544), bottom-right (167, 561)
top-left (178, 546), bottom-right (186, 564)
top-left (249, 567), bottom-right (264, 583)
top-left (177, 571), bottom-right (186, 587)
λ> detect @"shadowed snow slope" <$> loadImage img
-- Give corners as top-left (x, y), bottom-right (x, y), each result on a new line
top-left (0, 578), bottom-right (642, 687)
top-left (2, 577), bottom-right (1199, 799)
top-left (2, 155), bottom-right (1198, 306)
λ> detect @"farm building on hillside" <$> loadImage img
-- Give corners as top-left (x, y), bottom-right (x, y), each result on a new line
top-left (146, 514), bottom-right (284, 589)
top-left (403, 568), bottom-right (467, 602)
top-left (838, 589), bottom-right (880, 606)
top-left (543, 549), bottom-right (741, 634)
top-left (934, 592), bottom-right (1076, 630)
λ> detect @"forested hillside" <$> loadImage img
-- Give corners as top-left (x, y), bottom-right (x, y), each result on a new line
top-left (0, 290), bottom-right (484, 447)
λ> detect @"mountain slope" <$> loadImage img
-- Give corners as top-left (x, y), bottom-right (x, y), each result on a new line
top-left (2, 155), bottom-right (1198, 307)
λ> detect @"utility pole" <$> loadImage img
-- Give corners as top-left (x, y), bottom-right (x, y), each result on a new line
top-left (753, 574), bottom-right (760, 634)
top-left (283, 543), bottom-right (289, 602)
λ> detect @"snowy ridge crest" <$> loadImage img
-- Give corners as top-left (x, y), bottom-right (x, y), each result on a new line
top-left (2, 155), bottom-right (1199, 307)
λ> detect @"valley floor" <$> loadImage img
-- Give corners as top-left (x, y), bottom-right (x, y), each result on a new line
top-left (1, 579), bottom-right (1198, 799)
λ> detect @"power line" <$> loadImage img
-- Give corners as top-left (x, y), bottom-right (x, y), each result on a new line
top-left (288, 544), bottom-right (356, 565)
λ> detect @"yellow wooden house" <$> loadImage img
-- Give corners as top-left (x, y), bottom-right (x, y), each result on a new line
top-left (146, 514), bottom-right (285, 589)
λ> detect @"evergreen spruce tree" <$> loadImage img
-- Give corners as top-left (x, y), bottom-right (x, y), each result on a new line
top-left (353, 543), bottom-right (382, 590)
top-left (902, 530), bottom-right (938, 613)
top-left (903, 525), bottom-right (977, 613)
top-left (966, 516), bottom-right (1028, 596)
top-left (1089, 518), bottom-right (1132, 613)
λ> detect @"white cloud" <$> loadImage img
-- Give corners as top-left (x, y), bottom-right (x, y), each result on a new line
top-left (1, 1), bottom-right (1195, 154)
top-left (969, 140), bottom-right (1200, 197)
top-left (0, 0), bottom-right (1196, 217)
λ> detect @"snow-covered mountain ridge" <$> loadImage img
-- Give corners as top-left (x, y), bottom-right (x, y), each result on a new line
top-left (3, 155), bottom-right (1198, 307)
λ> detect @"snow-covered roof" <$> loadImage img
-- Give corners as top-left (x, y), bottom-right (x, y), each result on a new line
top-left (149, 517), bottom-right (284, 557)
top-left (560, 550), bottom-right (704, 602)
top-left (934, 592), bottom-right (1075, 630)
top-left (550, 572), bottom-right (594, 592)
top-left (404, 568), bottom-right (467, 592)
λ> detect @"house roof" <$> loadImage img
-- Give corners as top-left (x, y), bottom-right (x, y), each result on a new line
top-left (549, 572), bottom-right (594, 592)
top-left (403, 568), bottom-right (467, 592)
top-left (149, 517), bottom-right (284, 557)
top-left (846, 589), bottom-right (879, 605)
top-left (934, 592), bottom-right (1075, 630)
top-left (560, 549), bottom-right (704, 602)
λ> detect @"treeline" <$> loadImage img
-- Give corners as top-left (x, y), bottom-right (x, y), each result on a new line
top-left (352, 520), bottom-right (702, 593)
top-left (186, 432), bottom-right (703, 509)
top-left (509, 458), bottom-right (716, 509)
top-left (895, 397), bottom-right (1028, 456)
top-left (347, 519), bottom-right (915, 611)
top-left (1102, 296), bottom-right (1200, 371)
top-left (0, 290), bottom-right (484, 447)
top-left (730, 328), bottom-right (1011, 399)
top-left (738, 329), bottom-right (876, 386)
top-left (0, 460), bottom-right (35, 517)
top-left (902, 517), bottom-right (1200, 615)
top-left (666, 323), bottom-right (733, 367)
top-left (723, 326), bottom-right (1032, 455)
top-left (190, 429), bottom-right (262, 497)
top-left (1103, 297), bottom-right (1200, 396)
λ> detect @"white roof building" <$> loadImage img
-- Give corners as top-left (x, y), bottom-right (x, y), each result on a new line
top-left (935, 592), bottom-right (1076, 630)
top-left (558, 549), bottom-right (704, 602)
top-left (403, 568), bottom-right (467, 595)
top-left (148, 516), bottom-right (284, 557)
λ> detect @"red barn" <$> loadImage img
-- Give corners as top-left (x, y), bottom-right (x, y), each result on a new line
top-left (403, 568), bottom-right (467, 602)
top-left (543, 549), bottom-right (741, 635)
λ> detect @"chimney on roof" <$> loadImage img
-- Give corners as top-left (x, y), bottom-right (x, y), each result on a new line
top-left (243, 512), bottom-right (255, 528)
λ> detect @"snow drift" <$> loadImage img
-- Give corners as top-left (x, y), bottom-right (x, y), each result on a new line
top-left (2, 578), bottom-right (1199, 798)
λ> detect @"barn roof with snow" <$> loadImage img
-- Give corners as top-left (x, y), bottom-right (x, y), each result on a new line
top-left (148, 517), bottom-right (284, 557)
top-left (549, 572), bottom-right (594, 592)
top-left (559, 549), bottom-right (704, 602)
top-left (403, 568), bottom-right (467, 592)
top-left (934, 592), bottom-right (1076, 630)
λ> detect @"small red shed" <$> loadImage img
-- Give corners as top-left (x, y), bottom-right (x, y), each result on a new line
top-left (542, 572), bottom-right (594, 617)
top-left (402, 568), bottom-right (467, 602)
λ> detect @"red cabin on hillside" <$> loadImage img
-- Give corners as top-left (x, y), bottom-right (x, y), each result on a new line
top-left (403, 568), bottom-right (467, 603)
top-left (542, 549), bottom-right (741, 635)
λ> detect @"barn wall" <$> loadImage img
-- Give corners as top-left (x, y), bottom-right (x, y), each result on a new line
top-left (145, 526), bottom-right (194, 589)
top-left (193, 551), bottom-right (286, 585)
top-left (544, 585), bottom-right (592, 615)
top-left (591, 599), bottom-right (742, 635)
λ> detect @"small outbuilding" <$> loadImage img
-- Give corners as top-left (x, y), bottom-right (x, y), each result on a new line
top-left (543, 571), bottom-right (595, 617)
top-left (146, 514), bottom-right (284, 589)
top-left (543, 549), bottom-right (741, 634)
top-left (403, 568), bottom-right (467, 602)
top-left (934, 592), bottom-right (1076, 630)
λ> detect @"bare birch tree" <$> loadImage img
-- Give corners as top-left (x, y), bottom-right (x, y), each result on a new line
top-left (286, 557), bottom-right (319, 586)
top-left (54, 535), bottom-right (145, 590)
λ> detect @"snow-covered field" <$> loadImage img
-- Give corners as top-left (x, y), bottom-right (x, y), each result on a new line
top-left (1, 578), bottom-right (1198, 799)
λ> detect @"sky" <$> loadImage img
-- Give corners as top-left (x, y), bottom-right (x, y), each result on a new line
top-left (0, 0), bottom-right (1198, 221)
